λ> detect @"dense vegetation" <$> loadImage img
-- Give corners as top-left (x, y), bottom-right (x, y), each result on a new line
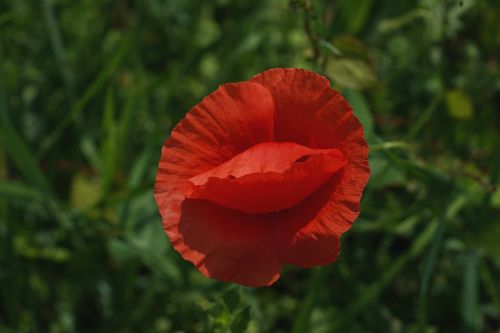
top-left (1, 0), bottom-right (499, 332)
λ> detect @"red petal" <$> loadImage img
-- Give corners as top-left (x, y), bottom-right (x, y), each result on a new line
top-left (174, 199), bottom-right (281, 286)
top-left (155, 81), bottom-right (276, 215)
top-left (154, 81), bottom-right (279, 286)
top-left (252, 68), bottom-right (370, 266)
top-left (187, 142), bottom-right (347, 213)
top-left (274, 175), bottom-right (344, 267)
top-left (251, 68), bottom-right (357, 148)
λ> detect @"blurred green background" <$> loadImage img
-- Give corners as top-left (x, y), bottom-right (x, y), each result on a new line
top-left (1, 0), bottom-right (499, 332)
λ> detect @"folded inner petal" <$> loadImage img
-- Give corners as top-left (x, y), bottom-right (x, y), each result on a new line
top-left (186, 142), bottom-right (347, 214)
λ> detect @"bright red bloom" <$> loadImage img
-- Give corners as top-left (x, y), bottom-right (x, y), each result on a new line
top-left (154, 68), bottom-right (370, 287)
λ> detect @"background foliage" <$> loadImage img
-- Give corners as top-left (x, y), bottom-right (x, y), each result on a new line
top-left (1, 0), bottom-right (499, 332)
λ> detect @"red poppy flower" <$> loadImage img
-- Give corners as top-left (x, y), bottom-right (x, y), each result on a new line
top-left (154, 68), bottom-right (370, 287)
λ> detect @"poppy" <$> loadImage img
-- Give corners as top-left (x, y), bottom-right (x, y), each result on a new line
top-left (154, 68), bottom-right (370, 287)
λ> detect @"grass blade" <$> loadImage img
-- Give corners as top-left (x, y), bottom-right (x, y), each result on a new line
top-left (0, 181), bottom-right (43, 201)
top-left (0, 43), bottom-right (50, 192)
top-left (462, 250), bottom-right (481, 333)
top-left (42, 0), bottom-right (75, 102)
top-left (333, 219), bottom-right (439, 329)
top-left (417, 194), bottom-right (467, 326)
top-left (291, 267), bottom-right (329, 333)
top-left (38, 37), bottom-right (130, 158)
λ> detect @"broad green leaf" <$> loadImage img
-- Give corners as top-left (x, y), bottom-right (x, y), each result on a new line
top-left (446, 89), bottom-right (474, 120)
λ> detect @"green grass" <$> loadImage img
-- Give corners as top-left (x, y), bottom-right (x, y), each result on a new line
top-left (1, 0), bottom-right (499, 332)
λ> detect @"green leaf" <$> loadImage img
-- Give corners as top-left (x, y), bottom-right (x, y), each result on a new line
top-left (343, 89), bottom-right (374, 142)
top-left (221, 286), bottom-right (241, 311)
top-left (470, 220), bottom-right (500, 261)
top-left (80, 135), bottom-right (102, 171)
top-left (462, 250), bottom-right (482, 333)
top-left (417, 195), bottom-right (467, 327)
top-left (490, 185), bottom-right (500, 208)
top-left (368, 154), bottom-right (406, 189)
top-left (479, 260), bottom-right (500, 313)
top-left (0, 119), bottom-right (50, 192)
top-left (0, 181), bottom-right (43, 202)
top-left (231, 306), bottom-right (250, 333)
top-left (100, 87), bottom-right (118, 194)
top-left (109, 239), bottom-right (137, 262)
top-left (446, 89), bottom-right (474, 120)
top-left (69, 173), bottom-right (102, 210)
top-left (42, 0), bottom-right (75, 102)
top-left (329, 59), bottom-right (377, 90)
top-left (108, 228), bottom-right (182, 285)
top-left (338, 0), bottom-right (374, 33)
top-left (0, 44), bottom-right (51, 194)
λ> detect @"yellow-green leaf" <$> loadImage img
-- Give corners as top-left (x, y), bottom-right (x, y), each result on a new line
top-left (446, 89), bottom-right (474, 120)
top-left (70, 173), bottom-right (101, 210)
top-left (328, 59), bottom-right (377, 90)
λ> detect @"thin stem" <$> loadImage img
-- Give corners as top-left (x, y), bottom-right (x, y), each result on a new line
top-left (302, 2), bottom-right (320, 63)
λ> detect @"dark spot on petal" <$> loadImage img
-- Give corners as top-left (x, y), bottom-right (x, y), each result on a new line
top-left (294, 155), bottom-right (311, 163)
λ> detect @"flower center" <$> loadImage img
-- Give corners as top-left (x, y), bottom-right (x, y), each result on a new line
top-left (186, 141), bottom-right (347, 214)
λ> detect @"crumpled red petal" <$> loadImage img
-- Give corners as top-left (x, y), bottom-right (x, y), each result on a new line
top-left (251, 68), bottom-right (370, 268)
top-left (155, 81), bottom-right (275, 211)
top-left (187, 141), bottom-right (347, 213)
top-left (154, 81), bottom-right (278, 286)
top-left (176, 199), bottom-right (281, 286)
